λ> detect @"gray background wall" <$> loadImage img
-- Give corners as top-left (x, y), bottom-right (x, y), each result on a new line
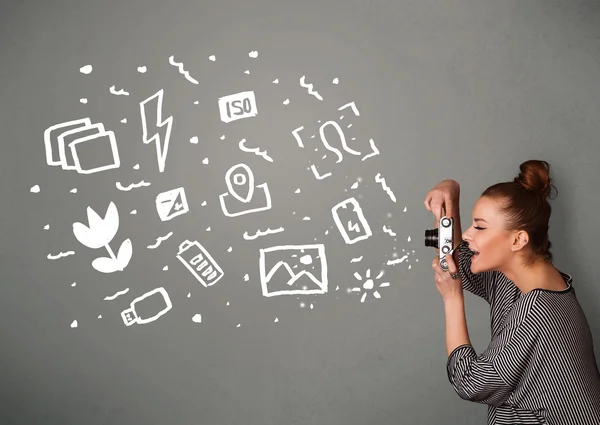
top-left (2, 1), bottom-right (600, 424)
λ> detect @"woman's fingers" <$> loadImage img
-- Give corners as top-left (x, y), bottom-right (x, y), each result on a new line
top-left (424, 187), bottom-right (455, 222)
top-left (431, 201), bottom-right (445, 223)
top-left (444, 195), bottom-right (454, 219)
top-left (445, 252), bottom-right (458, 275)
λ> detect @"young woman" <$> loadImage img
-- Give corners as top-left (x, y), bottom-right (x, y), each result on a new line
top-left (424, 160), bottom-right (600, 424)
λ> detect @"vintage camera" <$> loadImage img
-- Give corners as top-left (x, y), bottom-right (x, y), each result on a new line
top-left (425, 216), bottom-right (454, 271)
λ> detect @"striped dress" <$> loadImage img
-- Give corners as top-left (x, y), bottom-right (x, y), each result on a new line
top-left (447, 240), bottom-right (600, 424)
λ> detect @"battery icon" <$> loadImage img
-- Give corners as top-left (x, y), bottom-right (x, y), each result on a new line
top-left (176, 240), bottom-right (224, 287)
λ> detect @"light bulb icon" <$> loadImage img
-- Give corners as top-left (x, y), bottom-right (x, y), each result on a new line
top-left (218, 163), bottom-right (272, 217)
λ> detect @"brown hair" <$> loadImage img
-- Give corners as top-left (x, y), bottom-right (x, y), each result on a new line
top-left (481, 160), bottom-right (558, 266)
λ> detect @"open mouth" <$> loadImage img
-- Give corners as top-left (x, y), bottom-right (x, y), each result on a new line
top-left (470, 249), bottom-right (480, 260)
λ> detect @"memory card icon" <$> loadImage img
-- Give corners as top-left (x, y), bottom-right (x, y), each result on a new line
top-left (331, 197), bottom-right (372, 245)
top-left (176, 240), bottom-right (224, 287)
top-left (156, 187), bottom-right (189, 221)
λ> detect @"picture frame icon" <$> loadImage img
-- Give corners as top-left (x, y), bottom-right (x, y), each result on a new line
top-left (70, 130), bottom-right (120, 174)
top-left (57, 122), bottom-right (105, 170)
top-left (259, 244), bottom-right (328, 297)
top-left (43, 118), bottom-right (120, 174)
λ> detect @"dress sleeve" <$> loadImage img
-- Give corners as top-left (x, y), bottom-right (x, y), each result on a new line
top-left (455, 240), bottom-right (498, 304)
top-left (446, 306), bottom-right (540, 407)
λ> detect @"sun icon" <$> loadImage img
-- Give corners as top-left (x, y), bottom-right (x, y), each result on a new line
top-left (350, 268), bottom-right (390, 303)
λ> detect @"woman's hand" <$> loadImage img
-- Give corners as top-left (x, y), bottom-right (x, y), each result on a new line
top-left (432, 252), bottom-right (463, 301)
top-left (424, 179), bottom-right (460, 222)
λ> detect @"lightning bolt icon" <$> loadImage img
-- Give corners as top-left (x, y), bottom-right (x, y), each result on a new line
top-left (347, 221), bottom-right (361, 233)
top-left (140, 89), bottom-right (173, 173)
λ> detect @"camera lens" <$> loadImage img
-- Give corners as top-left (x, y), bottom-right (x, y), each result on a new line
top-left (424, 228), bottom-right (438, 247)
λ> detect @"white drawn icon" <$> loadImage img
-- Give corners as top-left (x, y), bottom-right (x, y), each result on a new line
top-left (147, 231), bottom-right (173, 249)
top-left (44, 118), bottom-right (120, 174)
top-left (238, 138), bottom-right (273, 162)
top-left (72, 201), bottom-right (133, 273)
top-left (351, 268), bottom-right (390, 303)
top-left (259, 244), bottom-right (328, 297)
top-left (335, 101), bottom-right (381, 161)
top-left (121, 287), bottom-right (172, 326)
top-left (219, 163), bottom-right (271, 217)
top-left (218, 91), bottom-right (257, 123)
top-left (382, 225), bottom-right (396, 237)
top-left (331, 197), bottom-right (372, 244)
top-left (177, 240), bottom-right (224, 287)
top-left (319, 120), bottom-right (361, 163)
top-left (140, 89), bottom-right (173, 173)
top-left (58, 123), bottom-right (105, 170)
top-left (338, 101), bottom-right (360, 116)
top-left (109, 86), bottom-right (129, 96)
top-left (291, 126), bottom-right (305, 148)
top-left (374, 173), bottom-right (396, 202)
top-left (310, 164), bottom-right (332, 180)
top-left (361, 139), bottom-right (380, 161)
top-left (168, 55), bottom-right (199, 84)
top-left (47, 250), bottom-right (75, 260)
top-left (292, 101), bottom-right (379, 161)
top-left (243, 227), bottom-right (285, 240)
top-left (116, 180), bottom-right (151, 192)
top-left (299, 76), bottom-right (323, 101)
top-left (156, 187), bottom-right (189, 221)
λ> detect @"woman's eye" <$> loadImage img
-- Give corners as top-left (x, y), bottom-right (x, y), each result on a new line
top-left (474, 226), bottom-right (484, 230)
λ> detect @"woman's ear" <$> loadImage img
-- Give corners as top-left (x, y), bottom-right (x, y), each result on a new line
top-left (514, 230), bottom-right (529, 250)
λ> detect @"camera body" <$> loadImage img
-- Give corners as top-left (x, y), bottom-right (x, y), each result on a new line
top-left (424, 216), bottom-right (454, 271)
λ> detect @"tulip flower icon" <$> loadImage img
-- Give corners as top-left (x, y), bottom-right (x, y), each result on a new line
top-left (72, 201), bottom-right (133, 273)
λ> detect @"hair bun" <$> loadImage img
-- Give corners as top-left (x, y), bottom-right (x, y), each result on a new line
top-left (514, 160), bottom-right (555, 199)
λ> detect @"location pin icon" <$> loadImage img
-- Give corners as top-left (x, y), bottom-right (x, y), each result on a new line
top-left (225, 163), bottom-right (255, 204)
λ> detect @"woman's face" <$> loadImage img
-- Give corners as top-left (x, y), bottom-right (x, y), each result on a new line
top-left (461, 196), bottom-right (520, 273)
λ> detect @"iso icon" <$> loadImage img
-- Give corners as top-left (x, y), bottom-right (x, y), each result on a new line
top-left (218, 91), bottom-right (258, 123)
